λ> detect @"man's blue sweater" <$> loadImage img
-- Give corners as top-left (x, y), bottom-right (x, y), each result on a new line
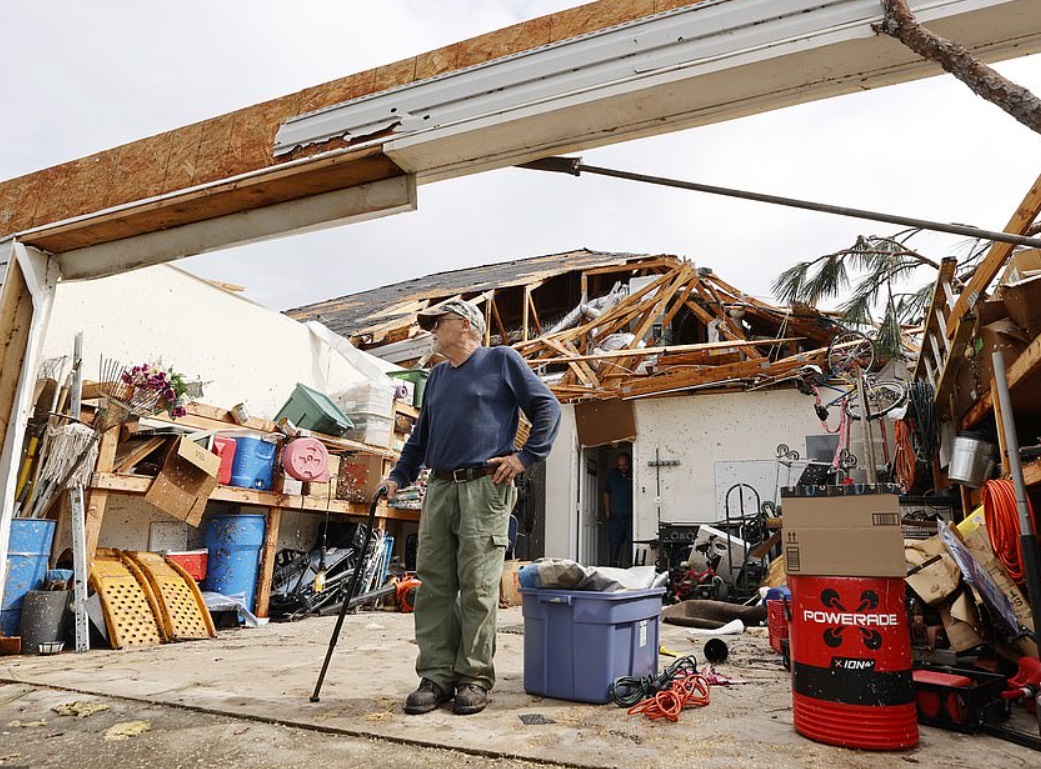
top-left (389, 346), bottom-right (562, 487)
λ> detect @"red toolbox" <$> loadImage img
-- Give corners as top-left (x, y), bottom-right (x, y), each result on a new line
top-left (912, 666), bottom-right (1008, 732)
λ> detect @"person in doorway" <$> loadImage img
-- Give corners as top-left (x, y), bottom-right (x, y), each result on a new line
top-left (603, 451), bottom-right (633, 567)
top-left (383, 298), bottom-right (561, 716)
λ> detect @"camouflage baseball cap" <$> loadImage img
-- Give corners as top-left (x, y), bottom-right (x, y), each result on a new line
top-left (417, 298), bottom-right (486, 337)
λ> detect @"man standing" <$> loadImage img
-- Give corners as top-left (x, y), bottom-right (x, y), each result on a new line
top-left (384, 299), bottom-right (561, 716)
top-left (603, 452), bottom-right (633, 567)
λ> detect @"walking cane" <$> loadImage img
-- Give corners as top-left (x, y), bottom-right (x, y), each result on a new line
top-left (311, 485), bottom-right (387, 702)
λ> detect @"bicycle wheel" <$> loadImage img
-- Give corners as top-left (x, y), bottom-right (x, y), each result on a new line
top-left (845, 380), bottom-right (907, 420)
top-left (827, 330), bottom-right (874, 377)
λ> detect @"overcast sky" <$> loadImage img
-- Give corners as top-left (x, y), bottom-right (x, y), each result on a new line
top-left (3, 1), bottom-right (1040, 313)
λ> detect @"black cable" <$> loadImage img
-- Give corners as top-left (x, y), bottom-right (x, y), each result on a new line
top-left (609, 655), bottom-right (698, 708)
top-left (906, 381), bottom-right (939, 462)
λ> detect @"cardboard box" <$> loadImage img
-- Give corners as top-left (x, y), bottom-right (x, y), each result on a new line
top-left (499, 560), bottom-right (531, 607)
top-left (905, 536), bottom-right (960, 606)
top-left (939, 589), bottom-right (984, 652)
top-left (1002, 273), bottom-right (1041, 338)
top-left (143, 437), bottom-right (220, 527)
top-left (959, 523), bottom-right (1038, 657)
top-left (781, 486), bottom-right (904, 577)
top-left (337, 454), bottom-right (386, 503)
top-left (305, 455), bottom-right (341, 502)
top-left (998, 247), bottom-right (1041, 287)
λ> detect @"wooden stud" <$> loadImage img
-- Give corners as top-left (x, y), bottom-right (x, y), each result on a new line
top-left (0, 261), bottom-right (33, 460)
top-left (254, 507), bottom-right (282, 619)
top-left (84, 426), bottom-right (120, 569)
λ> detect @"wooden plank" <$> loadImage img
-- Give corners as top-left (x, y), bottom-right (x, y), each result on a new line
top-left (112, 436), bottom-right (167, 473)
top-left (1024, 457), bottom-right (1041, 487)
top-left (602, 264), bottom-right (696, 382)
top-left (0, 261), bottom-right (33, 460)
top-left (542, 337), bottom-right (599, 388)
top-left (254, 507), bottom-right (282, 619)
top-left (84, 426), bottom-right (120, 569)
top-left (522, 285), bottom-right (531, 342)
top-left (618, 346), bottom-right (827, 397)
top-left (26, 147), bottom-right (404, 255)
top-left (579, 257), bottom-right (674, 276)
top-left (946, 169), bottom-right (1041, 341)
top-left (660, 276), bottom-right (699, 330)
top-left (523, 337), bottom-right (803, 363)
top-left (88, 472), bottom-right (414, 520)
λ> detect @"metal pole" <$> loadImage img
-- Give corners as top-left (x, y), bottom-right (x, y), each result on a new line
top-left (519, 157), bottom-right (1041, 251)
top-left (992, 351), bottom-right (1041, 657)
top-left (69, 332), bottom-right (90, 652)
top-left (856, 368), bottom-right (878, 485)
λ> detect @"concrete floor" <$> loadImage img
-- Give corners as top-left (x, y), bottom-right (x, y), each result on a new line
top-left (0, 607), bottom-right (1038, 769)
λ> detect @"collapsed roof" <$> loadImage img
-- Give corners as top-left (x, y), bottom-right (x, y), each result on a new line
top-left (288, 250), bottom-right (843, 402)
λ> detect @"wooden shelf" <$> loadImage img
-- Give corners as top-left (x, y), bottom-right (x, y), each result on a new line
top-left (90, 472), bottom-right (419, 522)
top-left (394, 401), bottom-right (420, 420)
top-left (961, 328), bottom-right (1041, 430)
top-left (1023, 458), bottom-right (1041, 487)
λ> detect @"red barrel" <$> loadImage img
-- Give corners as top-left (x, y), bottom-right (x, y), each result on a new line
top-left (788, 575), bottom-right (918, 750)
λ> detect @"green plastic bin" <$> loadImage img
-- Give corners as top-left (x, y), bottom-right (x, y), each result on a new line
top-left (388, 369), bottom-right (430, 408)
top-left (275, 383), bottom-right (354, 437)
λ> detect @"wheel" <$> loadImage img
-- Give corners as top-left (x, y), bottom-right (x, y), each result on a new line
top-left (827, 330), bottom-right (874, 377)
top-left (845, 380), bottom-right (907, 420)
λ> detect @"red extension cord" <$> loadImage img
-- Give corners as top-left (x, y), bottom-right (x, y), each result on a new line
top-left (981, 479), bottom-right (1038, 586)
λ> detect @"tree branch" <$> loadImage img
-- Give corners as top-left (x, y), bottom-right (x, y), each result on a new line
top-left (878, 0), bottom-right (1041, 134)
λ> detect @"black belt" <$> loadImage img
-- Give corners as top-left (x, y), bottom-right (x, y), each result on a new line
top-left (433, 465), bottom-right (495, 482)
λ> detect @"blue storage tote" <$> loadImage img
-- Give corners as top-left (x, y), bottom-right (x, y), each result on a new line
top-left (519, 586), bottom-right (664, 704)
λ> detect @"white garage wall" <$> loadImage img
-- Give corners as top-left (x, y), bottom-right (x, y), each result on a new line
top-left (41, 265), bottom-right (372, 420)
top-left (630, 390), bottom-right (828, 542)
top-left (544, 389), bottom-right (831, 557)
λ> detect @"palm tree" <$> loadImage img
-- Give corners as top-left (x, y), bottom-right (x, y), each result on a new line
top-left (771, 230), bottom-right (988, 360)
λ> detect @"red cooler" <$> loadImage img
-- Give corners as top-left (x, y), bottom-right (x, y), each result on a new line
top-left (788, 575), bottom-right (918, 750)
top-left (212, 435), bottom-right (237, 486)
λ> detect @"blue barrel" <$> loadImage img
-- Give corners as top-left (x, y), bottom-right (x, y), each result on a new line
top-left (200, 513), bottom-right (266, 611)
top-left (229, 437), bottom-right (277, 490)
top-left (2, 519), bottom-right (56, 636)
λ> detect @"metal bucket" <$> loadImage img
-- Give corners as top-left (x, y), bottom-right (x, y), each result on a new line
top-left (948, 433), bottom-right (996, 488)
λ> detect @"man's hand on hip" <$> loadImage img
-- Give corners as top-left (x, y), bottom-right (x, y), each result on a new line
top-left (488, 454), bottom-right (525, 485)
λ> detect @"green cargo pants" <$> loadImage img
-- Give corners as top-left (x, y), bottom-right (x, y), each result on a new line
top-left (414, 474), bottom-right (517, 692)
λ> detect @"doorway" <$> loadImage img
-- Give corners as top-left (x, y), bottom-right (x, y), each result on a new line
top-left (577, 441), bottom-right (634, 567)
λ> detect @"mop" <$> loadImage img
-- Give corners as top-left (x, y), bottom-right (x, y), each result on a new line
top-left (26, 423), bottom-right (99, 518)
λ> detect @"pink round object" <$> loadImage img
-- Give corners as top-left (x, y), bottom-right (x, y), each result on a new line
top-left (281, 437), bottom-right (330, 482)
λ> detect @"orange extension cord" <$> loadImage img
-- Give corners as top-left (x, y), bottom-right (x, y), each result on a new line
top-left (626, 673), bottom-right (711, 722)
top-left (894, 420), bottom-right (918, 493)
top-left (982, 479), bottom-right (1038, 586)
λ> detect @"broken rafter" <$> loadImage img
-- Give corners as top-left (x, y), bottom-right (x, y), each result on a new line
top-left (525, 337), bottom-right (804, 364)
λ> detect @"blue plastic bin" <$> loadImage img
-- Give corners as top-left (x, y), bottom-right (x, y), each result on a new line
top-left (200, 513), bottom-right (267, 612)
top-left (1, 519), bottom-right (56, 636)
top-left (229, 436), bottom-right (277, 490)
top-left (519, 586), bottom-right (664, 704)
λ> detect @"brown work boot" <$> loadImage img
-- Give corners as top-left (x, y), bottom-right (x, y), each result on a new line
top-left (404, 679), bottom-right (451, 715)
top-left (452, 683), bottom-right (487, 715)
